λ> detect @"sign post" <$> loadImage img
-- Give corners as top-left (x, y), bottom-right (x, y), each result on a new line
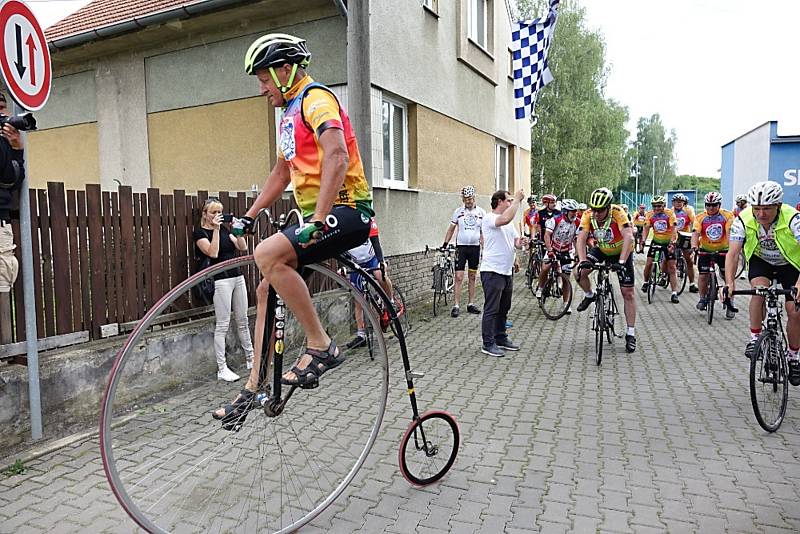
top-left (0, 0), bottom-right (52, 441)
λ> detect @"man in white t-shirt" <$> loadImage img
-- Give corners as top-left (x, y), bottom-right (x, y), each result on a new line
top-left (442, 185), bottom-right (486, 317)
top-left (480, 188), bottom-right (527, 357)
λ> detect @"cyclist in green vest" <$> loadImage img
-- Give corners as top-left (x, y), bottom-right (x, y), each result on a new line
top-left (725, 181), bottom-right (800, 386)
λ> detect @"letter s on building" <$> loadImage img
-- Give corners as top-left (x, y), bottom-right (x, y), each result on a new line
top-left (785, 169), bottom-right (799, 187)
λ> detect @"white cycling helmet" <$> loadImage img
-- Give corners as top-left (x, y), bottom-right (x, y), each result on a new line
top-left (704, 191), bottom-right (722, 204)
top-left (673, 193), bottom-right (688, 203)
top-left (735, 194), bottom-right (748, 203)
top-left (561, 199), bottom-right (579, 211)
top-left (461, 185), bottom-right (476, 198)
top-left (578, 203), bottom-right (587, 210)
top-left (747, 181), bottom-right (783, 206)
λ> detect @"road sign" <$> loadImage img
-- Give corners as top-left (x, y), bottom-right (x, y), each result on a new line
top-left (0, 0), bottom-right (50, 111)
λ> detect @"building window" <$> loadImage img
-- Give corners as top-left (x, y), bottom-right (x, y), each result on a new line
top-left (469, 0), bottom-right (488, 49)
top-left (422, 0), bottom-right (439, 15)
top-left (382, 97), bottom-right (408, 187)
top-left (496, 142), bottom-right (509, 190)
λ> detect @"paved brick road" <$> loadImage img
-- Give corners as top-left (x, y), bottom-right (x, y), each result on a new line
top-left (2, 259), bottom-right (800, 533)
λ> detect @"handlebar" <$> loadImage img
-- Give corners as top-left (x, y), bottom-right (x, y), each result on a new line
top-left (731, 286), bottom-right (796, 298)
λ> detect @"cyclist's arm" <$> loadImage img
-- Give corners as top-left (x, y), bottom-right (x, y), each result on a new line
top-left (690, 230), bottom-right (700, 250)
top-left (544, 229), bottom-right (554, 253)
top-left (443, 222), bottom-right (457, 246)
top-left (370, 235), bottom-right (384, 263)
top-left (495, 190), bottom-right (524, 226)
top-left (724, 239), bottom-right (743, 291)
top-left (576, 229), bottom-right (588, 262)
top-left (312, 127), bottom-right (349, 223)
top-left (619, 225), bottom-right (634, 263)
top-left (245, 160), bottom-right (291, 219)
top-left (669, 223), bottom-right (678, 245)
top-left (642, 222), bottom-right (651, 243)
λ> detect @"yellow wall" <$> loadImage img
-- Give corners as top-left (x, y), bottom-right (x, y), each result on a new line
top-left (520, 148), bottom-right (531, 191)
top-left (413, 106), bottom-right (495, 196)
top-left (27, 123), bottom-right (100, 189)
top-left (148, 97), bottom-right (274, 192)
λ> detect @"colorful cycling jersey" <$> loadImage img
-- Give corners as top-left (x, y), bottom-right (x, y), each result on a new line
top-left (693, 209), bottom-right (733, 252)
top-left (545, 213), bottom-right (579, 252)
top-left (451, 205), bottom-right (485, 246)
top-left (579, 205), bottom-right (630, 256)
top-left (277, 76), bottom-right (373, 217)
top-left (672, 206), bottom-right (694, 233)
top-left (644, 208), bottom-right (676, 245)
top-left (369, 218), bottom-right (379, 238)
top-left (730, 214), bottom-right (800, 266)
top-left (535, 208), bottom-right (561, 235)
top-left (523, 207), bottom-right (537, 233)
top-left (633, 212), bottom-right (647, 227)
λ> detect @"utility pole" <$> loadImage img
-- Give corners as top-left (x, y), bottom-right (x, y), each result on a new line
top-left (346, 0), bottom-right (372, 185)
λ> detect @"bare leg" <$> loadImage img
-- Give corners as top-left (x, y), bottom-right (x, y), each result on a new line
top-left (621, 286), bottom-right (636, 327)
top-left (453, 270), bottom-right (465, 308)
top-left (467, 270), bottom-right (477, 304)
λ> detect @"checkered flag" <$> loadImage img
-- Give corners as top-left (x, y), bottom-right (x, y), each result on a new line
top-left (512, 0), bottom-right (560, 120)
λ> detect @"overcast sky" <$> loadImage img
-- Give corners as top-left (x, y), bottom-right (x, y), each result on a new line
top-left (29, 0), bottom-right (800, 178)
top-left (579, 0), bottom-right (800, 178)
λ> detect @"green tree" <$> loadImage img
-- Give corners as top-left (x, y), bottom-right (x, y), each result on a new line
top-left (516, 0), bottom-right (630, 202)
top-left (623, 114), bottom-right (678, 196)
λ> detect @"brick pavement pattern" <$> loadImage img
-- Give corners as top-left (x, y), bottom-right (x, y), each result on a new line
top-left (2, 259), bottom-right (800, 533)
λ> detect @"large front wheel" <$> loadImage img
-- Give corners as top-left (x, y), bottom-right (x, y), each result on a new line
top-left (594, 293), bottom-right (605, 366)
top-left (750, 331), bottom-right (788, 433)
top-left (398, 411), bottom-right (460, 486)
top-left (100, 257), bottom-right (390, 533)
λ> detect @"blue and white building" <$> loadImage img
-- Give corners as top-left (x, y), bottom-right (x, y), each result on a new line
top-left (721, 121), bottom-right (800, 208)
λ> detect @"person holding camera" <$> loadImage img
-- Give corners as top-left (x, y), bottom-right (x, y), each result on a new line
top-left (0, 93), bottom-right (24, 300)
top-left (194, 197), bottom-right (254, 382)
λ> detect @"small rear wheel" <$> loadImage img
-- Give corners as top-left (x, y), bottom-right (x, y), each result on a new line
top-left (398, 411), bottom-right (460, 486)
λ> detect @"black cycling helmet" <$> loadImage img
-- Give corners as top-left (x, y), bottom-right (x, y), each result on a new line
top-left (244, 33), bottom-right (311, 75)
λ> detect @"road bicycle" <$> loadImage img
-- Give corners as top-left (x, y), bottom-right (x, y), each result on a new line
top-left (674, 231), bottom-right (692, 295)
top-left (525, 239), bottom-right (545, 292)
top-left (646, 245), bottom-right (669, 304)
top-left (100, 208), bottom-right (459, 534)
top-left (537, 254), bottom-right (573, 320)
top-left (587, 262), bottom-right (623, 366)
top-left (340, 256), bottom-right (411, 359)
top-left (695, 250), bottom-right (735, 325)
top-left (729, 284), bottom-right (794, 433)
top-left (429, 245), bottom-right (455, 316)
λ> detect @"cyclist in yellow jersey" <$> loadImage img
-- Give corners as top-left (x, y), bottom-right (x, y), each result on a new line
top-left (691, 191), bottom-right (734, 315)
top-left (633, 204), bottom-right (647, 252)
top-left (671, 193), bottom-right (698, 293)
top-left (214, 34), bottom-right (374, 421)
top-left (575, 188), bottom-right (637, 353)
top-left (641, 196), bottom-right (680, 303)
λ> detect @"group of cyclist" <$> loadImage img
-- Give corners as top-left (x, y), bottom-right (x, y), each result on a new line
top-left (516, 181), bottom-right (800, 387)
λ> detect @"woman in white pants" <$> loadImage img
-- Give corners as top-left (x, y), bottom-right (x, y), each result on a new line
top-left (194, 198), bottom-right (255, 381)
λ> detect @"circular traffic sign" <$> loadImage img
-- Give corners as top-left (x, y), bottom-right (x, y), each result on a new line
top-left (0, 0), bottom-right (51, 111)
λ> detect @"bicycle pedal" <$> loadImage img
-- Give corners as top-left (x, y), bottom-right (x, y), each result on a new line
top-left (299, 379), bottom-right (319, 390)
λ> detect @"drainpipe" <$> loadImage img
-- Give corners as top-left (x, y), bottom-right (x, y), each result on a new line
top-left (49, 0), bottom-right (258, 51)
top-left (347, 0), bottom-right (372, 185)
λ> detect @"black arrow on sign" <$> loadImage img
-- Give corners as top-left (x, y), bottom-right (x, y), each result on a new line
top-left (14, 24), bottom-right (26, 78)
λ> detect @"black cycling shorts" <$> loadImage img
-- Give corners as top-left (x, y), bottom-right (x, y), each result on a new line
top-left (585, 247), bottom-right (635, 287)
top-left (456, 245), bottom-right (480, 271)
top-left (747, 254), bottom-right (800, 291)
top-left (697, 251), bottom-right (726, 274)
top-left (545, 251), bottom-right (573, 267)
top-left (647, 243), bottom-right (677, 261)
top-left (281, 205), bottom-right (371, 268)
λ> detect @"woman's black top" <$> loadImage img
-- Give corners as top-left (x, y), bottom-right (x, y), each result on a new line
top-left (193, 226), bottom-right (242, 280)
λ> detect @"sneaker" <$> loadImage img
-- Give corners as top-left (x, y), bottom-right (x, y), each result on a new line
top-left (671, 293), bottom-right (679, 304)
top-left (565, 307), bottom-right (572, 315)
top-left (576, 294), bottom-right (596, 312)
top-left (696, 298), bottom-right (707, 311)
top-left (535, 287), bottom-right (543, 298)
top-left (641, 282), bottom-right (650, 293)
top-left (481, 343), bottom-right (505, 357)
top-left (745, 339), bottom-right (757, 359)
top-left (217, 366), bottom-right (240, 382)
top-left (345, 334), bottom-right (367, 349)
top-left (451, 306), bottom-right (460, 318)
top-left (467, 304), bottom-right (481, 314)
top-left (496, 337), bottom-right (520, 351)
top-left (789, 359), bottom-right (800, 387)
top-left (625, 335), bottom-right (636, 353)
top-left (689, 284), bottom-right (699, 293)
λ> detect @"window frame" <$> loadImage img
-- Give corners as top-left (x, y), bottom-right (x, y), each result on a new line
top-left (468, 0), bottom-right (489, 50)
top-left (422, 0), bottom-right (439, 16)
top-left (495, 142), bottom-right (510, 191)
top-left (380, 95), bottom-right (409, 190)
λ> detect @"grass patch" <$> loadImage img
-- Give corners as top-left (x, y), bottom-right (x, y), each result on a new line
top-left (3, 459), bottom-right (25, 477)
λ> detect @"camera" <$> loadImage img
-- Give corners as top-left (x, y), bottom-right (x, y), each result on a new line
top-left (0, 113), bottom-right (36, 131)
top-left (222, 213), bottom-right (234, 223)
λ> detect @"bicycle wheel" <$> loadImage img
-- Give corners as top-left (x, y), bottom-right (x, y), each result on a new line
top-left (526, 255), bottom-right (536, 296)
top-left (390, 286), bottom-right (411, 337)
top-left (605, 285), bottom-right (622, 342)
top-left (647, 262), bottom-right (657, 304)
top-left (594, 293), bottom-right (605, 366)
top-left (398, 411), bottom-right (460, 486)
top-left (432, 267), bottom-right (443, 317)
top-left (539, 270), bottom-right (572, 320)
top-left (749, 331), bottom-right (788, 433)
top-left (100, 257), bottom-right (390, 534)
top-left (706, 272), bottom-right (717, 325)
top-left (676, 256), bottom-right (688, 295)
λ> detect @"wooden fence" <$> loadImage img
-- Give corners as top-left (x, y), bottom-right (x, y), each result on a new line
top-left (2, 183), bottom-right (297, 348)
